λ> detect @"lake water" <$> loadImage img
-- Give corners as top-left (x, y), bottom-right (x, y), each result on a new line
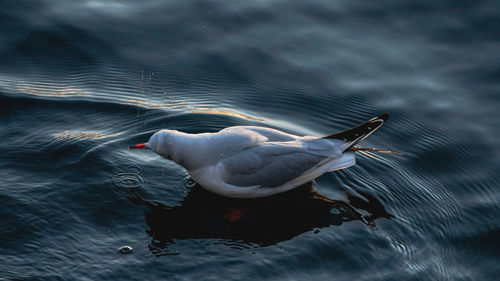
top-left (1, 1), bottom-right (499, 280)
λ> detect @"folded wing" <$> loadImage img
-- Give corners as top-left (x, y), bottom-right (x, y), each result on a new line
top-left (220, 141), bottom-right (331, 188)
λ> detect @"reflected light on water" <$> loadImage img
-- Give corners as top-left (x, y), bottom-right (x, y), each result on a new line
top-left (122, 97), bottom-right (189, 110)
top-left (17, 82), bottom-right (87, 98)
top-left (13, 79), bottom-right (266, 122)
top-left (187, 109), bottom-right (265, 121)
top-left (52, 130), bottom-right (123, 141)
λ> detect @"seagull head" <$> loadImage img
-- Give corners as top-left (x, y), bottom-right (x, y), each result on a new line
top-left (129, 130), bottom-right (175, 160)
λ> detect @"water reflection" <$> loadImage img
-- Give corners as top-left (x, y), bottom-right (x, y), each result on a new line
top-left (187, 109), bottom-right (265, 121)
top-left (17, 81), bottom-right (87, 98)
top-left (133, 182), bottom-right (393, 255)
top-left (52, 130), bottom-right (122, 141)
top-left (9, 78), bottom-right (266, 121)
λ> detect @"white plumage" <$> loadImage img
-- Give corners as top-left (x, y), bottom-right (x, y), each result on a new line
top-left (131, 113), bottom-right (392, 198)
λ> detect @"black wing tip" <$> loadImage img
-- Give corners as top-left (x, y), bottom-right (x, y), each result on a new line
top-left (323, 113), bottom-right (390, 149)
top-left (371, 113), bottom-right (389, 123)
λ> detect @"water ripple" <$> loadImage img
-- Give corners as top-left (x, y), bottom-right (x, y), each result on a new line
top-left (1, 1), bottom-right (498, 279)
top-left (110, 166), bottom-right (147, 202)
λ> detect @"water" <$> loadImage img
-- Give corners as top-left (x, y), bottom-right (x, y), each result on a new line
top-left (1, 1), bottom-right (499, 280)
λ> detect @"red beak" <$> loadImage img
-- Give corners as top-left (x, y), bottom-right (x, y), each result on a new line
top-left (129, 143), bottom-right (147, 149)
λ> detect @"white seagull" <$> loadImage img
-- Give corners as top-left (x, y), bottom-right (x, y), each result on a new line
top-left (130, 113), bottom-right (400, 198)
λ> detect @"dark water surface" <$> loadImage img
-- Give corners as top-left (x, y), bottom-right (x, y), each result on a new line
top-left (1, 1), bottom-right (499, 280)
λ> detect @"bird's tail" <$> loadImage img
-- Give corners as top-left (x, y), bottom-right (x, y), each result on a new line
top-left (323, 113), bottom-right (401, 155)
top-left (349, 146), bottom-right (403, 157)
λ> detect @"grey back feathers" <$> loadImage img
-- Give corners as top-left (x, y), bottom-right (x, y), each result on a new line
top-left (221, 139), bottom-right (344, 187)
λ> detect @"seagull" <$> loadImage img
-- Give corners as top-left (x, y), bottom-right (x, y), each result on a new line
top-left (130, 113), bottom-right (400, 198)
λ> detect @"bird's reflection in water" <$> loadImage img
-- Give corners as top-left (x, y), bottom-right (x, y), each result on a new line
top-left (132, 182), bottom-right (393, 256)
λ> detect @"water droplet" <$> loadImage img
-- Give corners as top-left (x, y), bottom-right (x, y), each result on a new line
top-left (119, 245), bottom-right (133, 254)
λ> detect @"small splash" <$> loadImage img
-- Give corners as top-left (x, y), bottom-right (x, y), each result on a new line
top-left (119, 245), bottom-right (133, 254)
top-left (111, 166), bottom-right (147, 202)
top-left (111, 167), bottom-right (146, 190)
top-left (113, 173), bottom-right (144, 188)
